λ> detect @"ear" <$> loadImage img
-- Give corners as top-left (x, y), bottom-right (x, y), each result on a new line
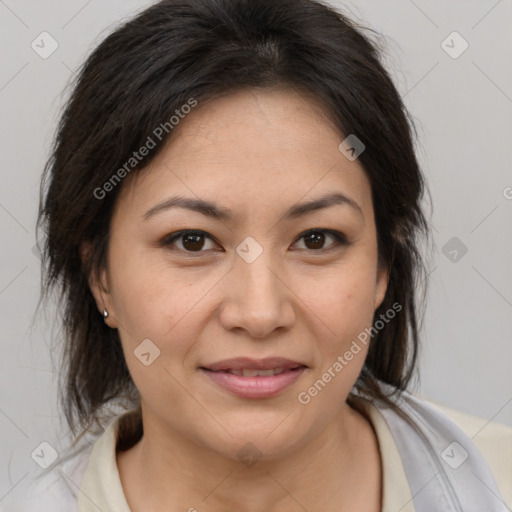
top-left (80, 241), bottom-right (117, 328)
top-left (374, 262), bottom-right (389, 311)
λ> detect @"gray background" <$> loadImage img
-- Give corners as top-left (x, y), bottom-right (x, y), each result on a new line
top-left (1, 0), bottom-right (511, 502)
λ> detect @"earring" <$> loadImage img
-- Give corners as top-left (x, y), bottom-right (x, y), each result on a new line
top-left (103, 309), bottom-right (108, 321)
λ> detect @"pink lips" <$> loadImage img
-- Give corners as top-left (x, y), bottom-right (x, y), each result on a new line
top-left (200, 357), bottom-right (307, 398)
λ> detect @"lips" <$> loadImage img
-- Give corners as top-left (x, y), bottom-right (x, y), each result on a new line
top-left (200, 357), bottom-right (307, 398)
top-left (220, 368), bottom-right (288, 377)
top-left (201, 357), bottom-right (306, 372)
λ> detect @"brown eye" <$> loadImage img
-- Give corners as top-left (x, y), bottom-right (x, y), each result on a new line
top-left (304, 231), bottom-right (326, 250)
top-left (163, 230), bottom-right (217, 253)
top-left (182, 233), bottom-right (203, 251)
top-left (293, 229), bottom-right (348, 252)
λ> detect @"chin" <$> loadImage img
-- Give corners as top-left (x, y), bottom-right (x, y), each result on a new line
top-left (206, 418), bottom-right (308, 463)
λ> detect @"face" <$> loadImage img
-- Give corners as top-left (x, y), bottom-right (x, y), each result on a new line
top-left (87, 86), bottom-right (388, 460)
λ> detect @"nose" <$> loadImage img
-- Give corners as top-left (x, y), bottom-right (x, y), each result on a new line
top-left (219, 247), bottom-right (296, 339)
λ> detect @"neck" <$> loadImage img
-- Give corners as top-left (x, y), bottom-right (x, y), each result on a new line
top-left (117, 401), bottom-right (382, 512)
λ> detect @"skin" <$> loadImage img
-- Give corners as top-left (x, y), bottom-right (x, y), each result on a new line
top-left (86, 86), bottom-right (388, 512)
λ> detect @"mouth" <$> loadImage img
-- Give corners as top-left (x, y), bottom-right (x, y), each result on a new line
top-left (199, 357), bottom-right (308, 398)
top-left (207, 367), bottom-right (299, 377)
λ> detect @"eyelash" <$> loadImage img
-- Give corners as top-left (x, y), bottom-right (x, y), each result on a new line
top-left (161, 229), bottom-right (349, 256)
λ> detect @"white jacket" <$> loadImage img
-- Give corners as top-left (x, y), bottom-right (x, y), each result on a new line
top-left (4, 389), bottom-right (512, 512)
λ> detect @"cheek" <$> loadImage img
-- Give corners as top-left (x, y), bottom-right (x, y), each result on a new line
top-left (109, 242), bottom-right (173, 323)
top-left (298, 262), bottom-right (379, 385)
top-left (109, 253), bottom-right (211, 360)
top-left (310, 263), bottom-right (378, 329)
top-left (108, 264), bottom-right (196, 406)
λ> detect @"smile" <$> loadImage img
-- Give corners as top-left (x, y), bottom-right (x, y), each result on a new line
top-left (200, 357), bottom-right (308, 398)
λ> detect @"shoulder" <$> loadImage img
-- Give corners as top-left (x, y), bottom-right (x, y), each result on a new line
top-left (355, 387), bottom-right (512, 510)
top-left (2, 443), bottom-right (92, 512)
top-left (4, 409), bottom-right (141, 512)
top-left (420, 395), bottom-right (512, 508)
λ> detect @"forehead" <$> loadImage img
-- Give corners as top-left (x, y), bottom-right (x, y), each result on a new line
top-left (161, 86), bottom-right (342, 162)
top-left (116, 87), bottom-right (373, 223)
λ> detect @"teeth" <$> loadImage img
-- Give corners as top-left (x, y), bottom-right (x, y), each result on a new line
top-left (227, 367), bottom-right (287, 377)
top-left (256, 369), bottom-right (278, 377)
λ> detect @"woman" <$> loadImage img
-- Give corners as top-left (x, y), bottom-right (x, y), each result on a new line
top-left (13, 0), bottom-right (512, 510)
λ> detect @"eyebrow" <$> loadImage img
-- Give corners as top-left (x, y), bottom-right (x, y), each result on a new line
top-left (142, 192), bottom-right (363, 222)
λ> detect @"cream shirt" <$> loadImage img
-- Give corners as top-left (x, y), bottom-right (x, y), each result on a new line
top-left (75, 397), bottom-right (512, 512)
top-left (6, 396), bottom-right (512, 511)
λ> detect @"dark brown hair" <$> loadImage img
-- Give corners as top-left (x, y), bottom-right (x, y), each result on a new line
top-left (36, 0), bottom-right (431, 448)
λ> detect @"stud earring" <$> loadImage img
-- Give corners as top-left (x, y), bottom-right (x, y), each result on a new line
top-left (103, 309), bottom-right (108, 321)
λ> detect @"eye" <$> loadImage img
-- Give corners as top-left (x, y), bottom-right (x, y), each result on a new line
top-left (162, 230), bottom-right (219, 254)
top-left (292, 229), bottom-right (348, 252)
top-left (161, 228), bottom-right (348, 256)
